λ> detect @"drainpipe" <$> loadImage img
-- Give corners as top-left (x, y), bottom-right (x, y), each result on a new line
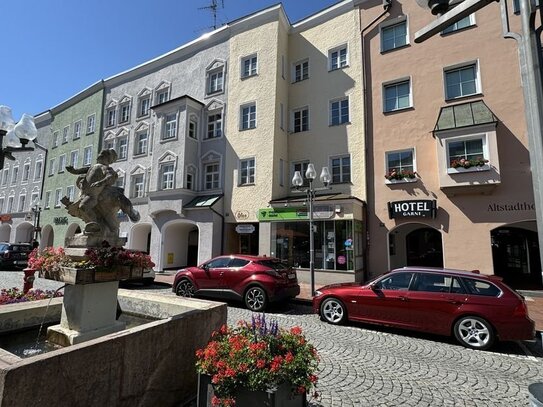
top-left (360, 0), bottom-right (392, 281)
top-left (209, 200), bottom-right (225, 255)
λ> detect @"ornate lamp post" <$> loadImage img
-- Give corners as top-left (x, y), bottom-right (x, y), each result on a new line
top-left (0, 105), bottom-right (37, 170)
top-left (31, 198), bottom-right (42, 248)
top-left (292, 164), bottom-right (332, 297)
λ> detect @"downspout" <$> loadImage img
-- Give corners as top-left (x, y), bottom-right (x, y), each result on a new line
top-left (209, 198), bottom-right (225, 255)
top-left (360, 0), bottom-right (392, 281)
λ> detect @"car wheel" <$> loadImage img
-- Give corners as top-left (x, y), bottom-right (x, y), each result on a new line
top-left (175, 278), bottom-right (195, 297)
top-left (320, 297), bottom-right (346, 325)
top-left (244, 286), bottom-right (268, 312)
top-left (453, 316), bottom-right (495, 350)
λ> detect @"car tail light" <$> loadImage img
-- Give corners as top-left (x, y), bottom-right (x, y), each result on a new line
top-left (513, 300), bottom-right (528, 317)
top-left (265, 270), bottom-right (282, 278)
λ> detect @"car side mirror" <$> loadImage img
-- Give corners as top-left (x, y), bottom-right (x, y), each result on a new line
top-left (202, 264), bottom-right (209, 272)
top-left (370, 282), bottom-right (379, 291)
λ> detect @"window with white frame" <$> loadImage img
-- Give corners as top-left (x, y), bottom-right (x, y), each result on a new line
top-left (156, 89), bottom-right (169, 105)
top-left (18, 195), bottom-right (26, 212)
top-left (52, 131), bottom-right (59, 148)
top-left (293, 60), bottom-right (309, 82)
top-left (1, 169), bottom-right (7, 186)
top-left (207, 112), bottom-right (222, 139)
top-left (384, 79), bottom-right (411, 112)
top-left (386, 149), bottom-right (415, 176)
top-left (381, 20), bottom-right (408, 52)
top-left (11, 166), bottom-right (18, 185)
top-left (62, 126), bottom-right (69, 143)
top-left (22, 163), bottom-right (30, 182)
top-left (49, 158), bottom-right (55, 176)
top-left (331, 156), bottom-right (351, 183)
top-left (329, 45), bottom-right (348, 70)
top-left (330, 97), bottom-right (349, 125)
top-left (73, 120), bottom-right (82, 139)
top-left (119, 102), bottom-right (130, 123)
top-left (115, 175), bottom-right (124, 188)
top-left (163, 114), bottom-right (177, 140)
top-left (135, 130), bottom-right (148, 155)
top-left (30, 192), bottom-right (39, 206)
top-left (117, 137), bottom-right (128, 160)
top-left (138, 95), bottom-right (151, 117)
top-left (205, 163), bottom-right (220, 190)
top-left (444, 63), bottom-right (479, 100)
top-left (44, 191), bottom-right (51, 209)
top-left (207, 69), bottom-right (224, 94)
top-left (104, 138), bottom-right (115, 151)
top-left (87, 114), bottom-right (96, 134)
top-left (241, 55), bottom-right (258, 78)
top-left (70, 150), bottom-right (79, 167)
top-left (131, 174), bottom-right (145, 198)
top-left (442, 15), bottom-right (474, 34)
top-left (106, 107), bottom-right (117, 127)
top-left (66, 185), bottom-right (75, 201)
top-left (239, 158), bottom-right (255, 185)
top-left (188, 118), bottom-right (198, 139)
top-left (241, 103), bottom-right (256, 130)
top-left (83, 147), bottom-right (92, 166)
top-left (447, 135), bottom-right (487, 168)
top-left (293, 107), bottom-right (309, 133)
top-left (34, 161), bottom-right (42, 180)
top-left (160, 163), bottom-right (175, 190)
top-left (58, 155), bottom-right (66, 173)
top-left (54, 189), bottom-right (62, 207)
top-left (293, 161), bottom-right (310, 187)
top-left (7, 196), bottom-right (14, 212)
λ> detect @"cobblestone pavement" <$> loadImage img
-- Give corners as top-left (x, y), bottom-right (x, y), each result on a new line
top-left (3, 274), bottom-right (543, 407)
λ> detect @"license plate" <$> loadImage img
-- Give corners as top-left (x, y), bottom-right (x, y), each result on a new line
top-left (14, 261), bottom-right (27, 265)
top-left (287, 273), bottom-right (296, 280)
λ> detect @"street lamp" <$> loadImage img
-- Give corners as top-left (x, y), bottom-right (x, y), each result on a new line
top-left (0, 106), bottom-right (37, 170)
top-left (31, 198), bottom-right (42, 248)
top-left (292, 164), bottom-right (332, 297)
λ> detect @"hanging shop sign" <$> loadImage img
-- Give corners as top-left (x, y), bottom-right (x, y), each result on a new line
top-left (388, 200), bottom-right (437, 219)
top-left (258, 205), bottom-right (334, 221)
top-left (236, 224), bottom-right (255, 234)
top-left (54, 217), bottom-right (69, 225)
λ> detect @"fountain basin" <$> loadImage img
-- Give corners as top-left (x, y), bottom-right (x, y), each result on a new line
top-left (0, 290), bottom-right (226, 407)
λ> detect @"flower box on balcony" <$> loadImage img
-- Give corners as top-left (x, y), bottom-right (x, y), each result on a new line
top-left (447, 163), bottom-right (491, 174)
top-left (385, 177), bottom-right (418, 185)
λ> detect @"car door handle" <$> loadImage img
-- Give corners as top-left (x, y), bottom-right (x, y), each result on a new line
top-left (447, 299), bottom-right (462, 305)
top-left (399, 296), bottom-right (408, 301)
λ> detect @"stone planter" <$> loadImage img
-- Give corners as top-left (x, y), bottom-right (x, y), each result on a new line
top-left (39, 265), bottom-right (144, 285)
top-left (197, 373), bottom-right (306, 407)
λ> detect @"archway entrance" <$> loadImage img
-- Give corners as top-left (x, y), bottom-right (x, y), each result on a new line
top-left (491, 225), bottom-right (542, 289)
top-left (40, 225), bottom-right (54, 249)
top-left (0, 224), bottom-right (11, 242)
top-left (389, 224), bottom-right (443, 269)
top-left (14, 222), bottom-right (33, 243)
top-left (161, 221), bottom-right (199, 270)
top-left (129, 223), bottom-right (152, 253)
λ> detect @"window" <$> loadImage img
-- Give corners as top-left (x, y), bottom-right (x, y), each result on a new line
top-left (104, 139), bottom-right (115, 151)
top-left (44, 191), bottom-right (51, 209)
top-left (188, 119), bottom-right (198, 139)
top-left (445, 63), bottom-right (479, 100)
top-left (293, 60), bottom-right (309, 82)
top-left (34, 161), bottom-right (42, 181)
top-left (205, 163), bottom-right (220, 190)
top-left (413, 273), bottom-right (464, 294)
top-left (329, 45), bottom-right (348, 70)
top-left (87, 114), bottom-right (96, 134)
top-left (156, 89), bottom-right (169, 105)
top-left (163, 114), bottom-right (177, 140)
top-left (52, 131), bottom-right (59, 148)
top-left (83, 147), bottom-right (92, 166)
top-left (0, 198), bottom-right (4, 212)
top-left (54, 189), bottom-right (62, 208)
top-left (375, 272), bottom-right (414, 290)
top-left (241, 55), bottom-right (258, 78)
top-left (293, 161), bottom-right (309, 188)
top-left (160, 163), bottom-right (175, 190)
top-left (384, 80), bottom-right (411, 112)
top-left (207, 70), bottom-right (224, 94)
top-left (30, 193), bottom-right (39, 207)
top-left (462, 278), bottom-right (501, 297)
top-left (330, 98), bottom-right (349, 125)
top-left (241, 103), bottom-right (256, 130)
top-left (58, 155), bottom-right (66, 173)
top-left (1, 169), bottom-right (7, 186)
top-left (66, 185), bottom-right (75, 201)
top-left (381, 20), bottom-right (407, 52)
top-left (513, 0), bottom-right (520, 14)
top-left (48, 159), bottom-right (55, 176)
top-left (442, 15), bottom-right (474, 34)
top-left (106, 107), bottom-right (117, 127)
top-left (117, 137), bottom-right (128, 160)
top-left (73, 120), bottom-right (82, 139)
top-left (131, 174), bottom-right (145, 198)
top-left (7, 196), bottom-right (13, 213)
top-left (186, 172), bottom-right (194, 190)
top-left (135, 130), bottom-right (148, 155)
top-left (18, 195), bottom-right (26, 212)
top-left (62, 126), bottom-right (69, 143)
top-left (293, 107), bottom-right (309, 133)
top-left (22, 163), bottom-right (30, 182)
top-left (239, 158), bottom-right (255, 185)
top-left (207, 113), bottom-right (222, 139)
top-left (119, 102), bottom-right (130, 123)
top-left (447, 136), bottom-right (486, 168)
top-left (386, 149), bottom-right (415, 175)
top-left (116, 175), bottom-right (124, 188)
top-left (70, 150), bottom-right (79, 167)
top-left (138, 96), bottom-right (151, 117)
top-left (331, 156), bottom-right (351, 183)
top-left (11, 167), bottom-right (18, 185)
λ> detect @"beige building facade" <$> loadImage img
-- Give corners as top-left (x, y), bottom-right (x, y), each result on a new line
top-left (360, 0), bottom-right (541, 288)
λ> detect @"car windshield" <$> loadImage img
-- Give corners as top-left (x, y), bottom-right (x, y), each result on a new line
top-left (257, 260), bottom-right (289, 271)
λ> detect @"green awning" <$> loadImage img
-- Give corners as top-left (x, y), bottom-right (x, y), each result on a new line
top-left (434, 100), bottom-right (498, 132)
top-left (184, 194), bottom-right (222, 209)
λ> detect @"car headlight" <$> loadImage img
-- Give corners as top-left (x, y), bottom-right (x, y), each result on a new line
top-left (314, 290), bottom-right (323, 297)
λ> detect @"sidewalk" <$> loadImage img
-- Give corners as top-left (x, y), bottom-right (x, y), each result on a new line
top-left (154, 272), bottom-right (543, 332)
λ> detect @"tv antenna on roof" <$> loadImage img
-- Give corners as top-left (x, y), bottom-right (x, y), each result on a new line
top-left (199, 0), bottom-right (225, 30)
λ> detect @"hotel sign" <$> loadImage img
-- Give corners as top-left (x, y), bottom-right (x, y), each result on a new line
top-left (388, 200), bottom-right (437, 219)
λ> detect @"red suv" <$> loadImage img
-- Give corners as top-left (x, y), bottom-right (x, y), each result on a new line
top-left (172, 255), bottom-right (300, 311)
top-left (313, 267), bottom-right (535, 350)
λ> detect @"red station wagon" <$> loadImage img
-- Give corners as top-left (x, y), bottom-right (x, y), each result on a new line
top-left (313, 267), bottom-right (535, 350)
top-left (173, 255), bottom-right (300, 312)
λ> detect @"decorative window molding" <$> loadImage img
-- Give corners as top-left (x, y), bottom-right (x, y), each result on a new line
top-left (137, 88), bottom-right (152, 118)
top-left (119, 96), bottom-right (132, 124)
top-left (105, 100), bottom-right (118, 128)
top-left (202, 151), bottom-right (222, 190)
top-left (134, 123), bottom-right (149, 156)
top-left (155, 81), bottom-right (171, 105)
top-left (206, 59), bottom-right (226, 95)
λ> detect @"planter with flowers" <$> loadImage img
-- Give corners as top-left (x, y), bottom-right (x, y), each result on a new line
top-left (196, 314), bottom-right (319, 407)
top-left (448, 157), bottom-right (490, 174)
top-left (385, 169), bottom-right (418, 185)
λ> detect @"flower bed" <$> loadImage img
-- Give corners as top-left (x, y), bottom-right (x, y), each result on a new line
top-left (385, 169), bottom-right (417, 181)
top-left (0, 287), bottom-right (63, 305)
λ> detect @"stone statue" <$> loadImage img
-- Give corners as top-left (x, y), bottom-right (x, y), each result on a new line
top-left (61, 148), bottom-right (140, 243)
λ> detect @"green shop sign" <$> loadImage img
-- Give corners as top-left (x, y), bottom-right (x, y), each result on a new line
top-left (258, 208), bottom-right (308, 221)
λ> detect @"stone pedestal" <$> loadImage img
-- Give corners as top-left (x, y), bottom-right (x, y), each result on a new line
top-left (47, 282), bottom-right (125, 346)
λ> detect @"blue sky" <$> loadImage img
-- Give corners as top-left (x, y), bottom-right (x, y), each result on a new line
top-left (1, 0), bottom-right (340, 120)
